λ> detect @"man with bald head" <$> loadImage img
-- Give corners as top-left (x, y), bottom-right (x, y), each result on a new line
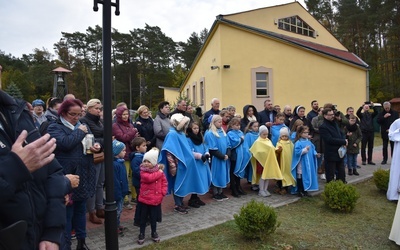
top-left (202, 98), bottom-right (220, 132)
top-left (377, 101), bottom-right (399, 164)
top-left (283, 105), bottom-right (293, 127)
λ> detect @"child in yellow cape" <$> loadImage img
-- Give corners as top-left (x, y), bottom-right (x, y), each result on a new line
top-left (275, 127), bottom-right (296, 195)
top-left (250, 125), bottom-right (283, 197)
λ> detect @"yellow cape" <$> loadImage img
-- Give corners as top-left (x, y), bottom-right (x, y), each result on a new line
top-left (250, 137), bottom-right (283, 184)
top-left (276, 140), bottom-right (296, 187)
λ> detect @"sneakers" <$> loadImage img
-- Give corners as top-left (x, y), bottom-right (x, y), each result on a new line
top-left (251, 184), bottom-right (260, 191)
top-left (117, 228), bottom-right (124, 237)
top-left (123, 201), bottom-right (133, 210)
top-left (213, 194), bottom-right (224, 201)
top-left (319, 174), bottom-right (326, 180)
top-left (258, 190), bottom-right (268, 197)
top-left (195, 199), bottom-right (206, 206)
top-left (348, 169), bottom-right (353, 175)
top-left (174, 205), bottom-right (188, 214)
top-left (265, 190), bottom-right (271, 197)
top-left (130, 198), bottom-right (138, 204)
top-left (353, 170), bottom-right (360, 176)
top-left (137, 233), bottom-right (145, 245)
top-left (220, 193), bottom-right (229, 200)
top-left (151, 232), bottom-right (160, 243)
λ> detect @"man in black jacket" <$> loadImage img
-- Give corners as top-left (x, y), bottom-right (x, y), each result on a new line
top-left (357, 102), bottom-right (379, 165)
top-left (377, 101), bottom-right (399, 164)
top-left (319, 108), bottom-right (348, 183)
top-left (0, 90), bottom-right (65, 249)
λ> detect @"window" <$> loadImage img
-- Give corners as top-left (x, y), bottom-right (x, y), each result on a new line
top-left (278, 16), bottom-right (315, 38)
top-left (186, 88), bottom-right (189, 100)
top-left (255, 73), bottom-right (268, 97)
top-left (199, 80), bottom-right (204, 105)
top-left (192, 83), bottom-right (197, 104)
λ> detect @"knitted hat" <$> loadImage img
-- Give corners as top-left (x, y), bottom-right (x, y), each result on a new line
top-left (259, 125), bottom-right (269, 135)
top-left (170, 113), bottom-right (190, 131)
top-left (143, 147), bottom-right (159, 166)
top-left (280, 127), bottom-right (289, 137)
top-left (112, 139), bottom-right (125, 156)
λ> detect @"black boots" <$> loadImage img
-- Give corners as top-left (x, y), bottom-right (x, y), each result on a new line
top-left (77, 239), bottom-right (89, 250)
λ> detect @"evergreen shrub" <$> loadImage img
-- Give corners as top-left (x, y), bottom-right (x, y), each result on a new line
top-left (373, 168), bottom-right (390, 192)
top-left (322, 180), bottom-right (360, 213)
top-left (233, 199), bottom-right (279, 240)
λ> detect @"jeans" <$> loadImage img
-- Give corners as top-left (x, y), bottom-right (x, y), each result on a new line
top-left (347, 153), bottom-right (358, 170)
top-left (64, 199), bottom-right (87, 248)
top-left (173, 193), bottom-right (183, 206)
top-left (116, 199), bottom-right (123, 227)
top-left (86, 162), bottom-right (105, 212)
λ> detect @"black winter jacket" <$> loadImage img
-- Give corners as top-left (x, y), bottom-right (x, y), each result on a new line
top-left (0, 91), bottom-right (65, 249)
top-left (80, 112), bottom-right (104, 146)
top-left (319, 118), bottom-right (347, 162)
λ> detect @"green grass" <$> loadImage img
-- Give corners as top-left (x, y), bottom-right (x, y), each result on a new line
top-left (142, 179), bottom-right (399, 250)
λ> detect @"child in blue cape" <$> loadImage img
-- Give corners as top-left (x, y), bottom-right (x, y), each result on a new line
top-left (244, 121), bottom-right (260, 190)
top-left (204, 115), bottom-right (231, 202)
top-left (291, 125), bottom-right (319, 197)
top-left (227, 117), bottom-right (251, 197)
top-left (270, 113), bottom-right (288, 146)
top-left (186, 122), bottom-right (212, 207)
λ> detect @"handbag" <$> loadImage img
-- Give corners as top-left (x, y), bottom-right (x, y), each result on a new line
top-left (338, 146), bottom-right (347, 158)
top-left (93, 152), bottom-right (104, 164)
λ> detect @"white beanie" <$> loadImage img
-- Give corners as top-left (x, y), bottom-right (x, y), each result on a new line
top-left (170, 113), bottom-right (190, 131)
top-left (259, 125), bottom-right (269, 135)
top-left (280, 127), bottom-right (289, 137)
top-left (143, 147), bottom-right (159, 166)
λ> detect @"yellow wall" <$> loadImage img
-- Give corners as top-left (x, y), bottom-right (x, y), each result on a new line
top-left (183, 23), bottom-right (366, 116)
top-left (223, 2), bottom-right (347, 50)
top-left (163, 88), bottom-right (180, 104)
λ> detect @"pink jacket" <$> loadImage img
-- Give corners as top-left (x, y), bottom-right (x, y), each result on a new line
top-left (139, 165), bottom-right (168, 206)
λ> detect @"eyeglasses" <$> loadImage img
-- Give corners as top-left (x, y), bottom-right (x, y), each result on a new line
top-left (67, 112), bottom-right (82, 117)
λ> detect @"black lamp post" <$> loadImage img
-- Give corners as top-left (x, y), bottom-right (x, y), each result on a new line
top-left (93, 1), bottom-right (120, 249)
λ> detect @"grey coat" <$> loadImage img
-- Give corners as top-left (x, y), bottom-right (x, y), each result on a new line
top-left (153, 111), bottom-right (171, 149)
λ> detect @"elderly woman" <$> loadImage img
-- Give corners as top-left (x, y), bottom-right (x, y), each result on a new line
top-left (47, 99), bottom-right (101, 250)
top-left (153, 101), bottom-right (171, 149)
top-left (112, 106), bottom-right (139, 208)
top-left (80, 99), bottom-right (105, 225)
top-left (135, 105), bottom-right (156, 149)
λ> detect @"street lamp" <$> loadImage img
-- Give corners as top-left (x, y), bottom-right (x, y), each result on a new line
top-left (52, 67), bottom-right (71, 99)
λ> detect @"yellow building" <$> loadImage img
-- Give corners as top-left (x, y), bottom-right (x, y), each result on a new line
top-left (162, 2), bottom-right (369, 115)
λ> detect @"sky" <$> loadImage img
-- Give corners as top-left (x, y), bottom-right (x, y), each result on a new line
top-left (0, 0), bottom-right (306, 59)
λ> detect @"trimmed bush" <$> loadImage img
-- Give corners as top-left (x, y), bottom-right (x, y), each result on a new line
top-left (322, 180), bottom-right (360, 213)
top-left (373, 168), bottom-right (390, 191)
top-left (233, 199), bottom-right (279, 239)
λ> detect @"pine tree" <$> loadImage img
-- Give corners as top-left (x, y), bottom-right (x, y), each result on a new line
top-left (5, 81), bottom-right (23, 99)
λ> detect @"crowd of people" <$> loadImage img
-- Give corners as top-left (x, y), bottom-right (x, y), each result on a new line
top-left (4, 89), bottom-right (400, 248)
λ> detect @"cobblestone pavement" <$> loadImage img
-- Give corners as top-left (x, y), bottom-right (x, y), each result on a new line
top-left (74, 146), bottom-right (389, 249)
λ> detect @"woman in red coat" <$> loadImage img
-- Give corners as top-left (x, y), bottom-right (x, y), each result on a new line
top-left (137, 148), bottom-right (167, 245)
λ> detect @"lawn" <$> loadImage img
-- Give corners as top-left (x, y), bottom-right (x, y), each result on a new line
top-left (141, 178), bottom-right (399, 250)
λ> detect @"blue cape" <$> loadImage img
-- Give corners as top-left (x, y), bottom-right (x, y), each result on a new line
top-left (244, 131), bottom-right (259, 182)
top-left (270, 124), bottom-right (288, 146)
top-left (204, 129), bottom-right (230, 188)
top-left (186, 138), bottom-right (212, 189)
top-left (227, 129), bottom-right (251, 178)
top-left (159, 128), bottom-right (207, 197)
top-left (291, 138), bottom-right (319, 193)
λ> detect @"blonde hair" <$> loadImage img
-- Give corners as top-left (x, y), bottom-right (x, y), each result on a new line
top-left (87, 99), bottom-right (101, 108)
top-left (209, 115), bottom-right (226, 137)
top-left (137, 105), bottom-right (149, 116)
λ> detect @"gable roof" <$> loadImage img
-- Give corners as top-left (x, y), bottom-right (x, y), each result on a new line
top-left (217, 16), bottom-right (369, 69)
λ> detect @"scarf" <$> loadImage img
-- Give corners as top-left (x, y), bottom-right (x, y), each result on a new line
top-left (186, 128), bottom-right (203, 145)
top-left (247, 115), bottom-right (257, 122)
top-left (61, 116), bottom-right (86, 154)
